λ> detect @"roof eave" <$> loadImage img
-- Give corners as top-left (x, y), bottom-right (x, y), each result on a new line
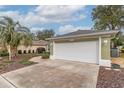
top-left (47, 30), bottom-right (119, 40)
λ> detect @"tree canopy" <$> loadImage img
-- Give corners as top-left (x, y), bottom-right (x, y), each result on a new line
top-left (92, 5), bottom-right (124, 47)
top-left (36, 29), bottom-right (55, 40)
top-left (92, 5), bottom-right (124, 30)
top-left (0, 16), bottom-right (32, 60)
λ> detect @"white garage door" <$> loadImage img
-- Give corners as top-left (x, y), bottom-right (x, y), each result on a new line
top-left (54, 41), bottom-right (99, 64)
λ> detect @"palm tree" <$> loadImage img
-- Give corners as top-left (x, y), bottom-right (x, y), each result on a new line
top-left (11, 26), bottom-right (32, 57)
top-left (0, 16), bottom-right (32, 61)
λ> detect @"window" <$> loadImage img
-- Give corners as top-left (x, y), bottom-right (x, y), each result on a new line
top-left (28, 50), bottom-right (31, 53)
top-left (32, 50), bottom-right (35, 53)
top-left (18, 50), bottom-right (22, 54)
top-left (23, 50), bottom-right (27, 54)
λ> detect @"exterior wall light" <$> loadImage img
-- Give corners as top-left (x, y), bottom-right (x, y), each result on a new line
top-left (103, 40), bottom-right (108, 45)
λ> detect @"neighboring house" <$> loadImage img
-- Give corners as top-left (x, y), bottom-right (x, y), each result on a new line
top-left (48, 30), bottom-right (119, 67)
top-left (17, 40), bottom-right (48, 54)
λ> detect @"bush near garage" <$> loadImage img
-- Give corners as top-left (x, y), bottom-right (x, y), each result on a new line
top-left (111, 63), bottom-right (120, 69)
top-left (121, 47), bottom-right (124, 53)
top-left (41, 52), bottom-right (50, 59)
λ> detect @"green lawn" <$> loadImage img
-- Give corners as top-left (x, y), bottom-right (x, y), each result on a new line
top-left (20, 60), bottom-right (34, 65)
top-left (120, 53), bottom-right (124, 58)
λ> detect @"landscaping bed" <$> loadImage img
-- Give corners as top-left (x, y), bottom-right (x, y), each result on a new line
top-left (0, 53), bottom-right (40, 74)
top-left (96, 66), bottom-right (124, 88)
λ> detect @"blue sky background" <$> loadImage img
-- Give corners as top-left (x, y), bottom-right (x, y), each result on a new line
top-left (0, 5), bottom-right (96, 35)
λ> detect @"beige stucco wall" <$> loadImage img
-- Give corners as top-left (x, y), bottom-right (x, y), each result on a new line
top-left (101, 37), bottom-right (111, 60)
top-left (17, 45), bottom-right (46, 53)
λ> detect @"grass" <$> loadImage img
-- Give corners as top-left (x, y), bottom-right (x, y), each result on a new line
top-left (111, 53), bottom-right (124, 68)
top-left (19, 60), bottom-right (34, 65)
top-left (0, 64), bottom-right (6, 69)
top-left (120, 53), bottom-right (124, 58)
top-left (4, 61), bottom-right (13, 63)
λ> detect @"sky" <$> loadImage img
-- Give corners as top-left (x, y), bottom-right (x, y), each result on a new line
top-left (0, 5), bottom-right (96, 35)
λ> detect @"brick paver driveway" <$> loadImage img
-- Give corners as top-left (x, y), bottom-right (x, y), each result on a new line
top-left (1, 58), bottom-right (99, 88)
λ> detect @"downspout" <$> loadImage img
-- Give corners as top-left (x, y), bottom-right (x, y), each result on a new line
top-left (98, 37), bottom-right (101, 65)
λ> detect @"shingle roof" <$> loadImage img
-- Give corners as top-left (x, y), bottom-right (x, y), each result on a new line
top-left (56, 30), bottom-right (115, 37)
top-left (48, 30), bottom-right (119, 40)
top-left (0, 40), bottom-right (48, 47)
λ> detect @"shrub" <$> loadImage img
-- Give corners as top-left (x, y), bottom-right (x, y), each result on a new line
top-left (18, 50), bottom-right (22, 54)
top-left (42, 52), bottom-right (50, 59)
top-left (111, 63), bottom-right (120, 69)
top-left (0, 51), bottom-right (9, 57)
top-left (121, 48), bottom-right (124, 53)
top-left (37, 47), bottom-right (45, 54)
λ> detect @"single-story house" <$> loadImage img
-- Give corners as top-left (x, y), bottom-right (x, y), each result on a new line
top-left (47, 30), bottom-right (119, 67)
top-left (17, 40), bottom-right (48, 54)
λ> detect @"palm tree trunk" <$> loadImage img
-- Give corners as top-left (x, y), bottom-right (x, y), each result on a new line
top-left (7, 45), bottom-right (12, 61)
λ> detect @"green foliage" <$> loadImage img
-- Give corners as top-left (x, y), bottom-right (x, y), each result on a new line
top-left (111, 63), bottom-right (120, 69)
top-left (121, 49), bottom-right (124, 53)
top-left (92, 5), bottom-right (124, 30)
top-left (20, 60), bottom-right (34, 65)
top-left (120, 53), bottom-right (124, 58)
top-left (41, 52), bottom-right (50, 59)
top-left (92, 6), bottom-right (124, 47)
top-left (36, 29), bottom-right (55, 40)
top-left (111, 31), bottom-right (124, 47)
top-left (121, 46), bottom-right (124, 53)
top-left (0, 50), bottom-right (9, 57)
top-left (0, 16), bottom-right (32, 60)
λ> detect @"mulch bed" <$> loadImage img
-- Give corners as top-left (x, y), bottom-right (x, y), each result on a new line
top-left (96, 66), bottom-right (124, 88)
top-left (0, 55), bottom-right (37, 74)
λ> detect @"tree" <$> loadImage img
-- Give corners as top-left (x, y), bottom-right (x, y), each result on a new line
top-left (36, 29), bottom-right (55, 40)
top-left (11, 26), bottom-right (32, 56)
top-left (0, 16), bottom-right (32, 61)
top-left (92, 5), bottom-right (124, 30)
top-left (92, 5), bottom-right (124, 47)
top-left (111, 31), bottom-right (124, 47)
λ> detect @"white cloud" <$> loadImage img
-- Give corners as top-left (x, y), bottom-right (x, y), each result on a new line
top-left (30, 27), bottom-right (44, 32)
top-left (35, 5), bottom-right (85, 16)
top-left (34, 5), bottom-right (86, 23)
top-left (0, 11), bottom-right (23, 20)
top-left (0, 5), bottom-right (88, 35)
top-left (58, 25), bottom-right (91, 34)
top-left (0, 5), bottom-right (86, 28)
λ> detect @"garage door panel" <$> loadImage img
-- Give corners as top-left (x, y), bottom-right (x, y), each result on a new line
top-left (54, 41), bottom-right (98, 64)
